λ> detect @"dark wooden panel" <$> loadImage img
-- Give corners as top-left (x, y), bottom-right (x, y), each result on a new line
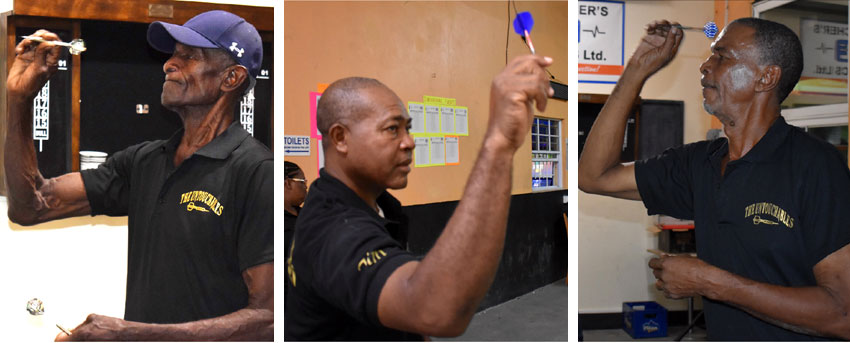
top-left (14, 0), bottom-right (272, 31)
top-left (638, 100), bottom-right (684, 160)
top-left (578, 93), bottom-right (641, 162)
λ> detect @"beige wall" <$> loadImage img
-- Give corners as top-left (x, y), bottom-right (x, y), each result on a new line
top-left (578, 0), bottom-right (715, 313)
top-left (284, 1), bottom-right (568, 206)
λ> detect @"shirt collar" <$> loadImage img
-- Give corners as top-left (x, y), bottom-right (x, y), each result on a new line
top-left (159, 122), bottom-right (249, 160)
top-left (315, 169), bottom-right (401, 225)
top-left (707, 115), bottom-right (792, 165)
top-left (740, 116), bottom-right (792, 163)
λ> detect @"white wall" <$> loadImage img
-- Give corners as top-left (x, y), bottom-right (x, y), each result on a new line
top-left (578, 0), bottom-right (714, 313)
top-left (0, 198), bottom-right (128, 341)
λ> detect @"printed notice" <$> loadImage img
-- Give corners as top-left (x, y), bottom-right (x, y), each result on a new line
top-left (454, 107), bottom-right (468, 135)
top-left (441, 106), bottom-right (455, 133)
top-left (445, 136), bottom-right (459, 164)
top-left (408, 102), bottom-right (425, 133)
top-left (425, 104), bottom-right (441, 133)
top-left (430, 136), bottom-right (445, 165)
top-left (414, 137), bottom-right (430, 166)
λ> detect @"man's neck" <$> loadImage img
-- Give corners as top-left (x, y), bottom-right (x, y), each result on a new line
top-left (723, 114), bottom-right (779, 162)
top-left (284, 203), bottom-right (299, 216)
top-left (323, 163), bottom-right (382, 213)
top-left (717, 100), bottom-right (780, 174)
top-left (173, 99), bottom-right (235, 167)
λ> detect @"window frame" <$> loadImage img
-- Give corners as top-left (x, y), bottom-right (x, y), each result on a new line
top-left (531, 117), bottom-right (563, 191)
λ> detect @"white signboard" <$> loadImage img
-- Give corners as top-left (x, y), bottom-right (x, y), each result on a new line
top-left (33, 81), bottom-right (50, 152)
top-left (284, 135), bottom-right (310, 156)
top-left (799, 18), bottom-right (848, 95)
top-left (578, 0), bottom-right (625, 84)
top-left (239, 88), bottom-right (255, 136)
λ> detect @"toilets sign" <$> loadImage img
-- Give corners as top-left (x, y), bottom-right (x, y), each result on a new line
top-left (284, 135), bottom-right (311, 156)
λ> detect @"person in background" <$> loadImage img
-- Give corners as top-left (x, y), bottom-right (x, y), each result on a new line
top-left (285, 161), bottom-right (307, 253)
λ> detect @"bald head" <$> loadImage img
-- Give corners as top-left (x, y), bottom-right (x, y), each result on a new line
top-left (316, 77), bottom-right (394, 138)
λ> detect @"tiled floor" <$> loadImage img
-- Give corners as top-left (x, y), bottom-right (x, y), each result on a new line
top-left (582, 326), bottom-right (707, 341)
top-left (435, 279), bottom-right (568, 341)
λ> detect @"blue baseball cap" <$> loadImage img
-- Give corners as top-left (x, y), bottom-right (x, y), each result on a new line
top-left (147, 10), bottom-right (262, 90)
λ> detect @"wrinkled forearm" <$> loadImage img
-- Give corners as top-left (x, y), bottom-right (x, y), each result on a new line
top-left (114, 308), bottom-right (273, 341)
top-left (702, 266), bottom-right (850, 339)
top-left (4, 97), bottom-right (47, 221)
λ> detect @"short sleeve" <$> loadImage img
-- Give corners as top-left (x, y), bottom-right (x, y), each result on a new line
top-left (237, 159), bottom-right (274, 271)
top-left (79, 143), bottom-right (144, 216)
top-left (634, 144), bottom-right (697, 220)
top-left (798, 147), bottom-right (850, 267)
top-left (313, 218), bottom-right (418, 327)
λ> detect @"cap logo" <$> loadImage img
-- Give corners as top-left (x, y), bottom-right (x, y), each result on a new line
top-left (229, 42), bottom-right (244, 58)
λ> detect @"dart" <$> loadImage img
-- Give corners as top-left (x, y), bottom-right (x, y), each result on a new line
top-left (21, 35), bottom-right (87, 55)
top-left (674, 21), bottom-right (718, 38)
top-left (513, 11), bottom-right (536, 54)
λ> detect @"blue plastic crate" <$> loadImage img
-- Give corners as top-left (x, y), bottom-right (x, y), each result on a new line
top-left (623, 301), bottom-right (668, 338)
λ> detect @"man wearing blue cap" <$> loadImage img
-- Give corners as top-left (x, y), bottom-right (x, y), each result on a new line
top-left (5, 10), bottom-right (272, 341)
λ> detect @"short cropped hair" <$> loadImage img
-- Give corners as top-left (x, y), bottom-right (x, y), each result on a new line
top-left (731, 18), bottom-right (803, 103)
top-left (316, 77), bottom-right (387, 136)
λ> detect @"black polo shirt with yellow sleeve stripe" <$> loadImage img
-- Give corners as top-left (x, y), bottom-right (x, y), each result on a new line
top-left (635, 116), bottom-right (850, 341)
top-left (285, 169), bottom-right (421, 341)
top-left (80, 122), bottom-right (273, 324)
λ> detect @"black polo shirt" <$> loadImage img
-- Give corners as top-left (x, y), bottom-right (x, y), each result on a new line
top-left (284, 169), bottom-right (422, 341)
top-left (80, 122), bottom-right (273, 324)
top-left (285, 206), bottom-right (299, 253)
top-left (636, 116), bottom-right (850, 341)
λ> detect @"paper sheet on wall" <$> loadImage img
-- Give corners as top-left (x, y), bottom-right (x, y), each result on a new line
top-left (440, 106), bottom-right (454, 133)
top-left (408, 102), bottom-right (425, 133)
top-left (414, 137), bottom-right (430, 166)
top-left (445, 135), bottom-right (459, 165)
top-left (454, 106), bottom-right (468, 135)
top-left (430, 136), bottom-right (445, 165)
top-left (425, 104), bottom-right (440, 133)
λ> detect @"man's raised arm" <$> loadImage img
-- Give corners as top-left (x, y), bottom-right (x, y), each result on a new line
top-left (577, 20), bottom-right (683, 199)
top-left (374, 54), bottom-right (554, 337)
top-left (5, 30), bottom-right (90, 225)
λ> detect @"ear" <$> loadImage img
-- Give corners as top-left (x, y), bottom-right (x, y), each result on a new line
top-left (221, 65), bottom-right (249, 92)
top-left (328, 123), bottom-right (349, 154)
top-left (755, 65), bottom-right (781, 94)
top-left (284, 178), bottom-right (292, 190)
